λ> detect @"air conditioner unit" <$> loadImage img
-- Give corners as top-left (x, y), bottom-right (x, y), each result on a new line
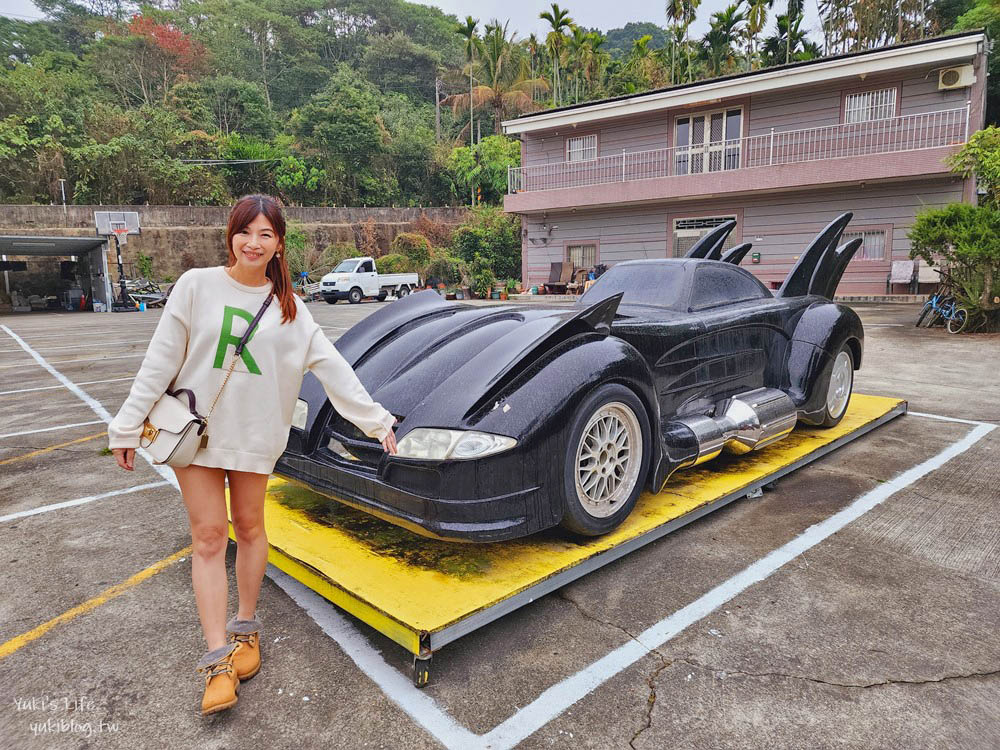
top-left (938, 65), bottom-right (975, 90)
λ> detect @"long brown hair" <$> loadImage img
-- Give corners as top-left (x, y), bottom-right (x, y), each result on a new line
top-left (225, 194), bottom-right (297, 324)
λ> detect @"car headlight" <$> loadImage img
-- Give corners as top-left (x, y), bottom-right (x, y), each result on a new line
top-left (292, 399), bottom-right (308, 430)
top-left (396, 429), bottom-right (516, 460)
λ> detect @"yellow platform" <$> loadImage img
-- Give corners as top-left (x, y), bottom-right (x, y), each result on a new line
top-left (226, 394), bottom-right (905, 660)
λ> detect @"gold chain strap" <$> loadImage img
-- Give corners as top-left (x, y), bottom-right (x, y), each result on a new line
top-left (205, 353), bottom-right (239, 422)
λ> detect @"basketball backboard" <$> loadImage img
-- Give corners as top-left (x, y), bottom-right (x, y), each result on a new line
top-left (95, 211), bottom-right (141, 237)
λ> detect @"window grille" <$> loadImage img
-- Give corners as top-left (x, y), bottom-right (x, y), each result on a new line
top-left (566, 134), bottom-right (597, 162)
top-left (567, 243), bottom-right (597, 268)
top-left (842, 230), bottom-right (887, 261)
top-left (845, 88), bottom-right (896, 123)
top-left (673, 216), bottom-right (738, 258)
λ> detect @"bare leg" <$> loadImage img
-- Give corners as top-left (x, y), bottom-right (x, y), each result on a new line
top-left (227, 469), bottom-right (270, 621)
top-left (173, 464), bottom-right (229, 651)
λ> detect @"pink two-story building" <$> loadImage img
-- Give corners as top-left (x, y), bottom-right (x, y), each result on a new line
top-left (503, 31), bottom-right (988, 295)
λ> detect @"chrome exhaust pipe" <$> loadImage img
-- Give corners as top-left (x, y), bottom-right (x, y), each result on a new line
top-left (673, 388), bottom-right (798, 469)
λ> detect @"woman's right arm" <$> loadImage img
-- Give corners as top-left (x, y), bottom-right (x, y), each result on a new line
top-left (108, 273), bottom-right (193, 453)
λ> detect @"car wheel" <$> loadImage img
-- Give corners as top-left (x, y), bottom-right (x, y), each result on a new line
top-left (819, 344), bottom-right (854, 427)
top-left (377, 291), bottom-right (387, 302)
top-left (325, 297), bottom-right (338, 305)
top-left (348, 287), bottom-right (363, 304)
top-left (560, 384), bottom-right (651, 536)
top-left (398, 285), bottom-right (410, 298)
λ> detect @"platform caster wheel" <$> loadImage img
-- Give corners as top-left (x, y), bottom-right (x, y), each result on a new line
top-left (413, 655), bottom-right (431, 688)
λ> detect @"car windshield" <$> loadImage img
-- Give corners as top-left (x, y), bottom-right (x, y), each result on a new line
top-left (578, 264), bottom-right (686, 309)
top-left (334, 260), bottom-right (359, 273)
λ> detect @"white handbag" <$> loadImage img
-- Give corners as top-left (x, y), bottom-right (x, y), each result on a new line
top-left (139, 292), bottom-right (273, 467)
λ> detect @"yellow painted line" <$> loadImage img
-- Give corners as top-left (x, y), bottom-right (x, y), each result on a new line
top-left (0, 431), bottom-right (107, 466)
top-left (0, 545), bottom-right (192, 660)
top-left (250, 394), bottom-right (905, 652)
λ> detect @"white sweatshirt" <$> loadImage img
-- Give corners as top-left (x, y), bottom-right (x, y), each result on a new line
top-left (107, 265), bottom-right (395, 474)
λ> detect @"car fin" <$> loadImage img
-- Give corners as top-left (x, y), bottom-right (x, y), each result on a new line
top-left (811, 237), bottom-right (863, 299)
top-left (776, 212), bottom-right (853, 298)
top-left (720, 242), bottom-right (752, 265)
top-left (460, 292), bottom-right (624, 420)
top-left (684, 220), bottom-right (737, 259)
top-left (334, 289), bottom-right (453, 366)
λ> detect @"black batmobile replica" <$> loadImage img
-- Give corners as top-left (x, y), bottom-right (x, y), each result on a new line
top-left (274, 213), bottom-right (864, 542)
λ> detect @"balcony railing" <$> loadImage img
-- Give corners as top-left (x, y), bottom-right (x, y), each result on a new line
top-left (507, 106), bottom-right (970, 194)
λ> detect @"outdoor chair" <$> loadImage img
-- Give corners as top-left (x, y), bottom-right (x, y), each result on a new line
top-left (566, 267), bottom-right (591, 295)
top-left (916, 259), bottom-right (944, 290)
top-left (886, 260), bottom-right (917, 294)
top-left (544, 262), bottom-right (575, 294)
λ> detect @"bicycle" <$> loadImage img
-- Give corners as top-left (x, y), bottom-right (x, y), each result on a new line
top-left (915, 289), bottom-right (955, 328)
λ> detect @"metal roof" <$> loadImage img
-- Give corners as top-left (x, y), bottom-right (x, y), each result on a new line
top-left (0, 235), bottom-right (107, 257)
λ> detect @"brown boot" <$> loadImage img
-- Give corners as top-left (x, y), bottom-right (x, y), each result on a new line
top-left (226, 615), bottom-right (262, 681)
top-left (196, 643), bottom-right (240, 715)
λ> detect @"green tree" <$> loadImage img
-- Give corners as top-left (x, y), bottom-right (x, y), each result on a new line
top-left (446, 134), bottom-right (520, 205)
top-left (289, 65), bottom-right (386, 205)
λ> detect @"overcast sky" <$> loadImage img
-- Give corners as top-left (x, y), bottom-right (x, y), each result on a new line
top-left (2, 0), bottom-right (823, 43)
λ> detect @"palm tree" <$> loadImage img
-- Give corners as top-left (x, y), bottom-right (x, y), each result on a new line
top-left (456, 16), bottom-right (479, 144)
top-left (745, 0), bottom-right (768, 70)
top-left (527, 33), bottom-right (541, 102)
top-left (703, 3), bottom-right (745, 76)
top-left (665, 0), bottom-right (685, 84)
top-left (682, 0), bottom-right (702, 82)
top-left (539, 3), bottom-right (573, 106)
top-left (444, 20), bottom-right (548, 136)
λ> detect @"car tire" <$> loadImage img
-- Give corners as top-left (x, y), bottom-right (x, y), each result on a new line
top-left (819, 344), bottom-right (854, 428)
top-left (398, 285), bottom-right (410, 298)
top-left (377, 291), bottom-right (387, 302)
top-left (348, 287), bottom-right (363, 304)
top-left (559, 384), bottom-right (651, 536)
top-left (325, 297), bottom-right (338, 305)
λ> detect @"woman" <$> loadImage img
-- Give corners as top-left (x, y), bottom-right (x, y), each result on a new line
top-left (108, 195), bottom-right (397, 716)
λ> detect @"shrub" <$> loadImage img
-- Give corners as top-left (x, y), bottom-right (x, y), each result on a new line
top-left (470, 254), bottom-right (495, 299)
top-left (355, 217), bottom-right (380, 257)
top-left (376, 253), bottom-right (413, 274)
top-left (136, 251), bottom-right (153, 279)
top-left (410, 213), bottom-right (456, 247)
top-left (391, 232), bottom-right (432, 267)
top-left (909, 203), bottom-right (1000, 326)
top-left (423, 253), bottom-right (467, 287)
top-left (449, 206), bottom-right (520, 280)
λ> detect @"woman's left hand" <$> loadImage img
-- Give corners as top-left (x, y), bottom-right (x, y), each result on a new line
top-left (381, 421), bottom-right (398, 455)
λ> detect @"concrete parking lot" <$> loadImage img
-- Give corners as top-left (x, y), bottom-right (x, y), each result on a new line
top-left (1, 295), bottom-right (998, 749)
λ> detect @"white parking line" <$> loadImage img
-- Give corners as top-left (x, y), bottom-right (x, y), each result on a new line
top-left (0, 419), bottom-right (106, 439)
top-left (0, 481), bottom-right (171, 524)
top-left (0, 325), bottom-right (178, 490)
top-left (0, 376), bottom-right (135, 396)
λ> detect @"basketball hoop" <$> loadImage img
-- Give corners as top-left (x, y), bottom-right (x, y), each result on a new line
top-left (112, 227), bottom-right (130, 246)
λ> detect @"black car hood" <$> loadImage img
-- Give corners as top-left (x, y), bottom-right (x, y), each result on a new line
top-left (335, 291), bottom-right (623, 428)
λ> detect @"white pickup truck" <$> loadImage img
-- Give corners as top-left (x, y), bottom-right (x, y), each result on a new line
top-left (319, 257), bottom-right (421, 304)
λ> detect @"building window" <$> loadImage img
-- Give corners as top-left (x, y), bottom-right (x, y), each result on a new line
top-left (672, 216), bottom-right (738, 258)
top-left (566, 134), bottom-right (597, 162)
top-left (842, 229), bottom-right (887, 261)
top-left (674, 108), bottom-right (742, 175)
top-left (845, 88), bottom-right (897, 123)
top-left (567, 243), bottom-right (597, 269)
